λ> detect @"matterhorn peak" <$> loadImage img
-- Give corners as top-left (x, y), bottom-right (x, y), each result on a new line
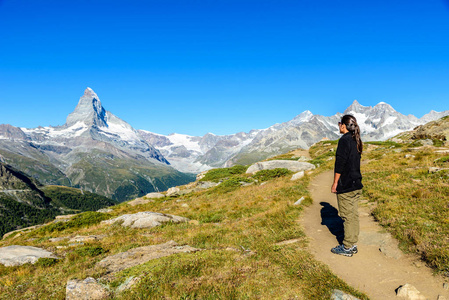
top-left (65, 87), bottom-right (107, 127)
top-left (83, 87), bottom-right (99, 99)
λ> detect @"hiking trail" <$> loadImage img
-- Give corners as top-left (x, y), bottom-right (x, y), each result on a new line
top-left (301, 170), bottom-right (449, 300)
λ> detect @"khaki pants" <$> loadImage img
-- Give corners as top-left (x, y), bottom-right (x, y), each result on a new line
top-left (337, 189), bottom-right (362, 248)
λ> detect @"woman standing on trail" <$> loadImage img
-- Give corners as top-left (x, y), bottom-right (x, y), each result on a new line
top-left (331, 114), bottom-right (363, 257)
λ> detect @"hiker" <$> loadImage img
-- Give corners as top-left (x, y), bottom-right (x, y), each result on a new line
top-left (330, 114), bottom-right (363, 257)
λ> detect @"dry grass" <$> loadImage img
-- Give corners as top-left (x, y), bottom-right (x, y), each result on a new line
top-left (360, 142), bottom-right (449, 274)
top-left (0, 156), bottom-right (368, 299)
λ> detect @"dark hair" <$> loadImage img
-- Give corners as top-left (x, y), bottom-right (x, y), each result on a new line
top-left (341, 114), bottom-right (363, 154)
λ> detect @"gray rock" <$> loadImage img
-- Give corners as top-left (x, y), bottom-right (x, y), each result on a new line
top-left (246, 160), bottom-right (315, 174)
top-left (144, 192), bottom-right (165, 199)
top-left (196, 181), bottom-right (220, 189)
top-left (66, 277), bottom-right (111, 300)
top-left (404, 154), bottom-right (415, 158)
top-left (291, 171), bottom-right (305, 181)
top-left (69, 235), bottom-right (106, 243)
top-left (49, 237), bottom-right (68, 242)
top-left (101, 211), bottom-right (189, 229)
top-left (97, 240), bottom-right (199, 274)
top-left (396, 283), bottom-right (426, 300)
top-left (0, 245), bottom-right (58, 266)
top-left (331, 289), bottom-right (360, 300)
top-left (166, 187), bottom-right (180, 196)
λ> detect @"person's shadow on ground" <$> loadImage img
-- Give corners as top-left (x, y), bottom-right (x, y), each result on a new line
top-left (320, 202), bottom-right (344, 244)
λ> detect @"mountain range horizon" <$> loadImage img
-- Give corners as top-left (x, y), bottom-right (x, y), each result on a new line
top-left (0, 87), bottom-right (448, 199)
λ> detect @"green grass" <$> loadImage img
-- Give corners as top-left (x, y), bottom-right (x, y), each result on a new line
top-left (200, 165), bottom-right (248, 182)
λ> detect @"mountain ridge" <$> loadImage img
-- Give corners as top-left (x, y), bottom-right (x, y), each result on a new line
top-left (139, 100), bottom-right (449, 173)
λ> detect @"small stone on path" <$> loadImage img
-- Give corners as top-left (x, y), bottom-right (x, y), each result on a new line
top-left (396, 283), bottom-right (426, 300)
top-left (331, 289), bottom-right (360, 300)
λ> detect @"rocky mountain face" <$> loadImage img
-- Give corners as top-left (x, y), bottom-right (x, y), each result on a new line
top-left (0, 162), bottom-right (117, 237)
top-left (140, 101), bottom-right (449, 173)
top-left (0, 88), bottom-right (194, 201)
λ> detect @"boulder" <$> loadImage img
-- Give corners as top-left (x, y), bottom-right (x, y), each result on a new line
top-left (396, 283), bottom-right (426, 300)
top-left (101, 212), bottom-right (189, 229)
top-left (145, 192), bottom-right (165, 199)
top-left (246, 160), bottom-right (315, 174)
top-left (291, 171), bottom-right (305, 181)
top-left (0, 245), bottom-right (58, 266)
top-left (97, 240), bottom-right (199, 274)
top-left (166, 187), bottom-right (180, 197)
top-left (66, 277), bottom-right (111, 300)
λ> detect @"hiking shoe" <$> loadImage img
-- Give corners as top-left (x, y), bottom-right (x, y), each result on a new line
top-left (331, 244), bottom-right (353, 257)
top-left (348, 245), bottom-right (358, 254)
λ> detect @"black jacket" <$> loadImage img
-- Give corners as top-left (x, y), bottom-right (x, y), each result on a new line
top-left (334, 132), bottom-right (363, 194)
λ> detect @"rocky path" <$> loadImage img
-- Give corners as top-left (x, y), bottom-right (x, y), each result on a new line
top-left (301, 170), bottom-right (449, 300)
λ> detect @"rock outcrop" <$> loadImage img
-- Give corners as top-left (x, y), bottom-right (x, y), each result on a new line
top-left (97, 240), bottom-right (199, 274)
top-left (101, 212), bottom-right (189, 229)
top-left (66, 277), bottom-right (111, 300)
top-left (0, 245), bottom-right (58, 266)
top-left (246, 160), bottom-right (315, 174)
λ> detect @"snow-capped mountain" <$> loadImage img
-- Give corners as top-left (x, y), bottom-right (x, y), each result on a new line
top-left (139, 100), bottom-right (449, 173)
top-left (1, 88), bottom-right (447, 182)
top-left (0, 88), bottom-right (194, 201)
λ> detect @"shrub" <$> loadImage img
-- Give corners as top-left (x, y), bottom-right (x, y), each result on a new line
top-left (253, 168), bottom-right (293, 182)
top-left (35, 257), bottom-right (59, 267)
top-left (200, 165), bottom-right (248, 182)
top-left (75, 246), bottom-right (107, 257)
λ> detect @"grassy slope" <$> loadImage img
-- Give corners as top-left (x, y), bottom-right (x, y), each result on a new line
top-left (362, 142), bottom-right (449, 274)
top-left (0, 150), bottom-right (368, 300)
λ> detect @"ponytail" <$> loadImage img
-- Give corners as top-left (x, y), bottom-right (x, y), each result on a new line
top-left (341, 114), bottom-right (363, 154)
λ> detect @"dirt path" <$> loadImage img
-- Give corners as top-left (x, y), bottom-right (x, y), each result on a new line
top-left (301, 170), bottom-right (448, 300)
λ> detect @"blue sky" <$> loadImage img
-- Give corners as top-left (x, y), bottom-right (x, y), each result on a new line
top-left (1, 0), bottom-right (448, 136)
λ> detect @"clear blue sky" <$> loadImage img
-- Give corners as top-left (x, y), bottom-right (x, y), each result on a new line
top-left (1, 0), bottom-right (448, 136)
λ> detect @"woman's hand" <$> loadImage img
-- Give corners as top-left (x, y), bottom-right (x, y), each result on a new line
top-left (331, 173), bottom-right (341, 193)
top-left (331, 182), bottom-right (338, 193)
